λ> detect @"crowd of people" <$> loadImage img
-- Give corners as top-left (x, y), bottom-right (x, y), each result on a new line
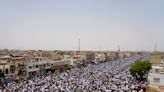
top-left (4, 54), bottom-right (148, 92)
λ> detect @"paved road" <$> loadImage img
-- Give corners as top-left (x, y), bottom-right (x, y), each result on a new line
top-left (5, 54), bottom-right (148, 92)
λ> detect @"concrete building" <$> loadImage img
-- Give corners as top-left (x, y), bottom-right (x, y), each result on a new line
top-left (148, 60), bottom-right (164, 92)
top-left (94, 52), bottom-right (106, 64)
top-left (0, 56), bottom-right (17, 83)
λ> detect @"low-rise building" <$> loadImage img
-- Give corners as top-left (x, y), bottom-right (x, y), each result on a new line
top-left (94, 52), bottom-right (106, 63)
top-left (148, 60), bottom-right (164, 92)
top-left (0, 56), bottom-right (17, 83)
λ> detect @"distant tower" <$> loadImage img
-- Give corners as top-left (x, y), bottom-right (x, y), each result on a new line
top-left (78, 39), bottom-right (80, 51)
top-left (154, 43), bottom-right (157, 52)
top-left (99, 44), bottom-right (101, 52)
top-left (118, 45), bottom-right (120, 58)
top-left (118, 45), bottom-right (120, 53)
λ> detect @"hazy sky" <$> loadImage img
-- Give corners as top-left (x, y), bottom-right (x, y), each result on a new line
top-left (0, 0), bottom-right (164, 51)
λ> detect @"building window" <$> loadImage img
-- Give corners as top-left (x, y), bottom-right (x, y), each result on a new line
top-left (153, 78), bottom-right (160, 83)
top-left (155, 69), bottom-right (159, 73)
top-left (29, 66), bottom-right (32, 69)
top-left (36, 65), bottom-right (39, 68)
top-left (5, 69), bottom-right (9, 74)
top-left (10, 65), bottom-right (16, 73)
top-left (11, 71), bottom-right (14, 73)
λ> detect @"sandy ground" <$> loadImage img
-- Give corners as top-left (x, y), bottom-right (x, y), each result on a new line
top-left (146, 86), bottom-right (157, 92)
top-left (150, 54), bottom-right (164, 64)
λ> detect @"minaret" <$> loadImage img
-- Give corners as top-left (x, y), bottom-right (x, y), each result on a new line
top-left (78, 39), bottom-right (80, 51)
top-left (118, 45), bottom-right (120, 53)
top-left (99, 44), bottom-right (101, 52)
top-left (118, 45), bottom-right (120, 58)
top-left (154, 43), bottom-right (157, 52)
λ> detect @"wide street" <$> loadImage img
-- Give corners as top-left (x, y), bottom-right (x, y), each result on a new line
top-left (4, 54), bottom-right (149, 92)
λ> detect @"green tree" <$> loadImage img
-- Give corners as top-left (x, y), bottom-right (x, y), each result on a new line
top-left (130, 60), bottom-right (151, 80)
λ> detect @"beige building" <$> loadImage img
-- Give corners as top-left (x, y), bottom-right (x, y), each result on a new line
top-left (148, 59), bottom-right (164, 92)
top-left (0, 56), bottom-right (17, 83)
